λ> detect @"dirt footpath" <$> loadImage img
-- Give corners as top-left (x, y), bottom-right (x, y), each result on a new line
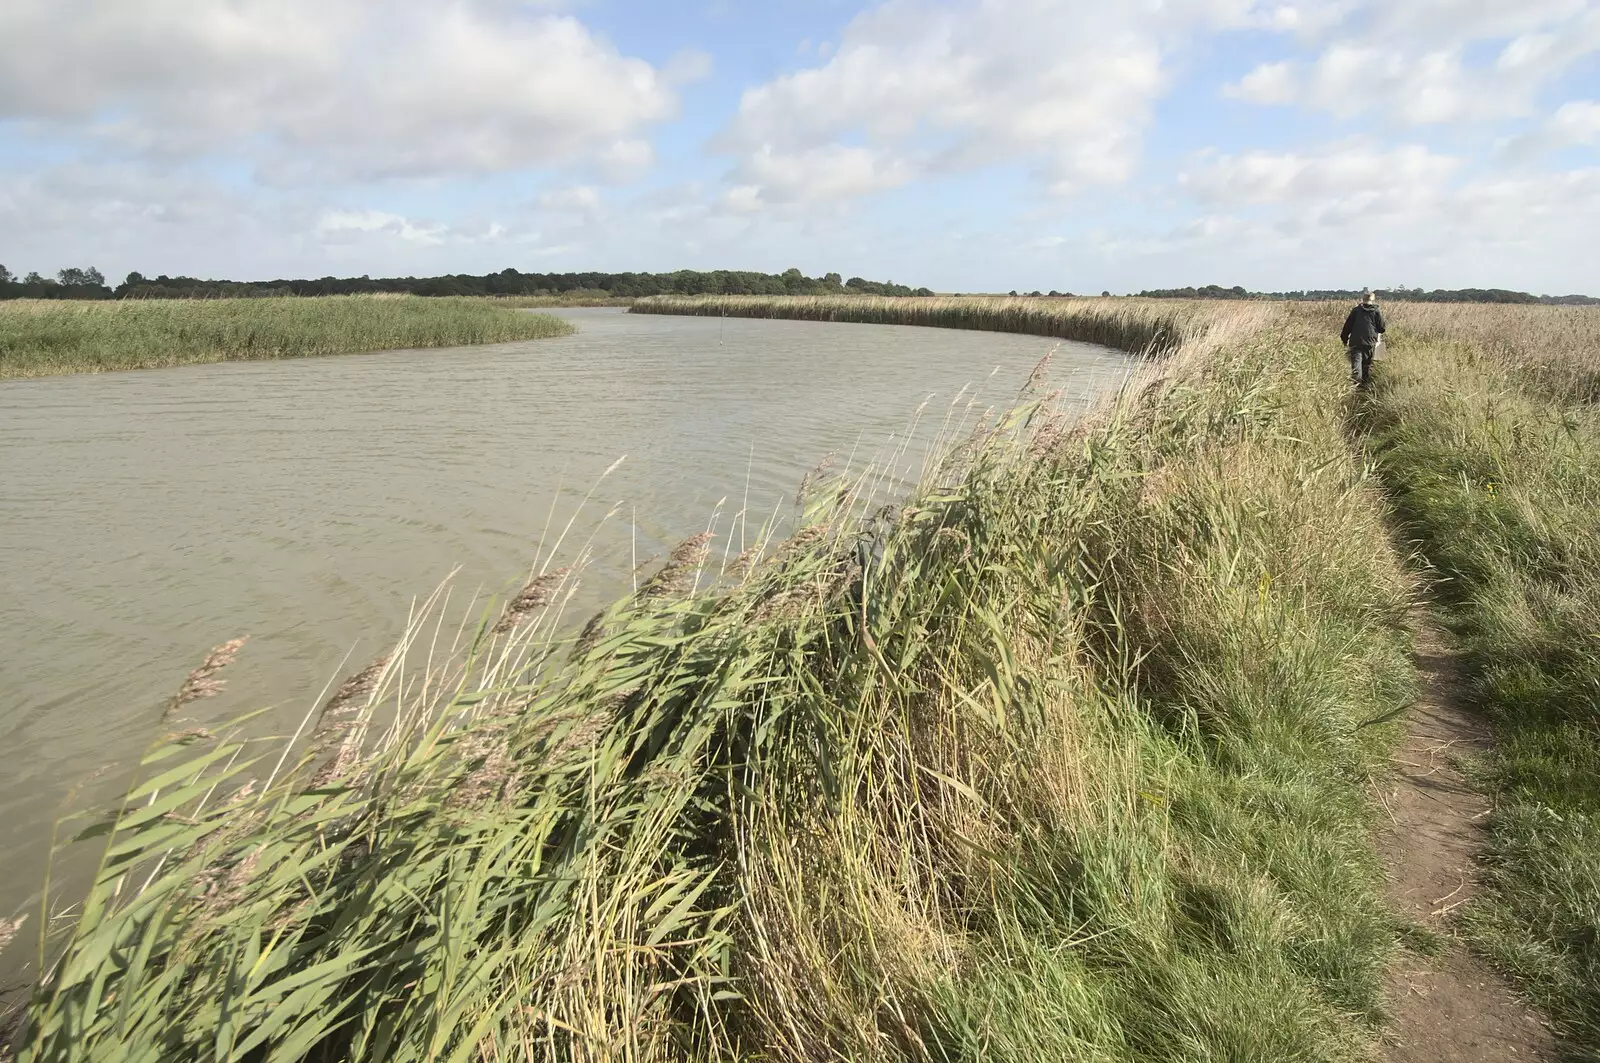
top-left (1377, 625), bottom-right (1554, 1062)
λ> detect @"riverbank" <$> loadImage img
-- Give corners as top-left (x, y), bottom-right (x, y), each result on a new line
top-left (631, 293), bottom-right (1227, 356)
top-left (0, 295), bottom-right (573, 379)
top-left (1362, 305), bottom-right (1600, 1056)
top-left (9, 298), bottom-right (1437, 1060)
top-left (482, 293), bottom-right (635, 308)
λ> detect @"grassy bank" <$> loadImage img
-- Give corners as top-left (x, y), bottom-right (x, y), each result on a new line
top-left (5, 298), bottom-right (1428, 1061)
top-left (1363, 308), bottom-right (1600, 1055)
top-left (632, 294), bottom-right (1230, 358)
top-left (481, 293), bottom-right (635, 309)
top-left (0, 295), bottom-right (574, 379)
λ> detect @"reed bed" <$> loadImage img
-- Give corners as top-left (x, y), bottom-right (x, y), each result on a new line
top-left (480, 294), bottom-right (635, 309)
top-left (1, 297), bottom-right (1424, 1061)
top-left (1382, 303), bottom-right (1600, 403)
top-left (1362, 307), bottom-right (1600, 1055)
top-left (0, 296), bottom-right (574, 380)
top-left (631, 294), bottom-right (1261, 359)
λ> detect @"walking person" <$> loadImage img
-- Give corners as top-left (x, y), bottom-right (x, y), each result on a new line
top-left (1340, 289), bottom-right (1386, 386)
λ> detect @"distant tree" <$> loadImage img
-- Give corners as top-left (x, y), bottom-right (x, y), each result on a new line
top-left (125, 271), bottom-right (146, 287)
top-left (1101, 290), bottom-right (1111, 297)
top-left (25, 271), bottom-right (45, 284)
top-left (57, 266), bottom-right (106, 287)
top-left (1029, 290), bottom-right (1042, 297)
top-left (1008, 290), bottom-right (1018, 297)
top-left (1048, 290), bottom-right (1059, 297)
top-left (823, 272), bottom-right (842, 287)
top-left (0, 264), bottom-right (12, 284)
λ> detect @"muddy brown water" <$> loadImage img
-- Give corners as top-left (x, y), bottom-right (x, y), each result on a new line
top-left (0, 308), bottom-right (1133, 977)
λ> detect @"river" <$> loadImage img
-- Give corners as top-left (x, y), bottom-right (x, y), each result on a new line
top-left (0, 307), bottom-right (1133, 970)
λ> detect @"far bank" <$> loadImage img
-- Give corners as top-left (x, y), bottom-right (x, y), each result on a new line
top-left (0, 296), bottom-right (573, 380)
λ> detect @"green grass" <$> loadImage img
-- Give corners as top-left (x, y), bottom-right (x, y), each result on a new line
top-left (0, 295), bottom-right (574, 379)
top-left (1362, 324), bottom-right (1600, 1058)
top-left (6, 302), bottom-right (1423, 1061)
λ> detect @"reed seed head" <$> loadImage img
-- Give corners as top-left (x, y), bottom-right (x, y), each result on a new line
top-left (199, 844), bottom-right (264, 915)
top-left (495, 566), bottom-right (571, 633)
top-left (638, 532), bottom-right (713, 600)
top-left (308, 653), bottom-right (391, 760)
top-left (1023, 346), bottom-right (1057, 392)
top-left (164, 637), bottom-right (247, 719)
top-left (162, 727), bottom-right (217, 745)
top-left (0, 914), bottom-right (26, 957)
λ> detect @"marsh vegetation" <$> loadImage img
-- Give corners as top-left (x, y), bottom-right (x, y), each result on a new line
top-left (0, 295), bottom-right (572, 379)
top-left (1362, 303), bottom-right (1600, 1054)
top-left (5, 295), bottom-right (1596, 1060)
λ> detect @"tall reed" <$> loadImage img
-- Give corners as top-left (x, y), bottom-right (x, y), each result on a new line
top-left (1380, 302), bottom-right (1600, 402)
top-left (0, 296), bottom-right (574, 380)
top-left (7, 305), bottom-right (1418, 1061)
top-left (630, 294), bottom-right (1266, 359)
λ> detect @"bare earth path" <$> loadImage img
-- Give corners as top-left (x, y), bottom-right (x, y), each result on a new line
top-left (1377, 624), bottom-right (1555, 1062)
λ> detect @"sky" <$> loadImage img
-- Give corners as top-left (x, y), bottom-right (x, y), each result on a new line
top-left (2, 0), bottom-right (1598, 295)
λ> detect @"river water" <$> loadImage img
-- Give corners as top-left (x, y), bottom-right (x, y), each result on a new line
top-left (0, 308), bottom-right (1132, 963)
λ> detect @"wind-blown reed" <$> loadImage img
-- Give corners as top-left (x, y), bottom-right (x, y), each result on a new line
top-left (0, 295), bottom-right (573, 380)
top-left (631, 294), bottom-right (1253, 358)
top-left (7, 301), bottom-right (1420, 1061)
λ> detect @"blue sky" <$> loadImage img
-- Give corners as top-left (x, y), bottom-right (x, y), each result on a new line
top-left (2, 0), bottom-right (1598, 293)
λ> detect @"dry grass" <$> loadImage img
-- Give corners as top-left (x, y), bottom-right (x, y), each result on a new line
top-left (1382, 302), bottom-right (1600, 401)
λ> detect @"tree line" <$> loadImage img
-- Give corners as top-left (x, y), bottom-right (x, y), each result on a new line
top-left (0, 264), bottom-right (935, 301)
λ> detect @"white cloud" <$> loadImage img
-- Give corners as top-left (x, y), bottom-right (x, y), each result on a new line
top-left (1224, 1), bottom-right (1600, 124)
top-left (0, 1), bottom-right (679, 182)
top-left (1225, 62), bottom-right (1297, 104)
top-left (716, 0), bottom-right (1271, 208)
top-left (1503, 100), bottom-right (1600, 157)
top-left (1136, 141), bottom-right (1600, 292)
top-left (1181, 143), bottom-right (1464, 209)
top-left (537, 185), bottom-right (604, 213)
top-left (314, 210), bottom-right (448, 246)
top-left (727, 144), bottom-right (915, 210)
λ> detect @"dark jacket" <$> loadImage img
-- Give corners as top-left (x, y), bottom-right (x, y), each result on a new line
top-left (1341, 304), bottom-right (1386, 348)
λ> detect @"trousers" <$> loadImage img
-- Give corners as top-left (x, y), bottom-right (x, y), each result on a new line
top-left (1349, 343), bottom-right (1375, 385)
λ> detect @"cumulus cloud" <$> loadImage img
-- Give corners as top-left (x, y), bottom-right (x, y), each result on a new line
top-left (724, 144), bottom-right (916, 211)
top-left (1181, 142), bottom-right (1463, 209)
top-left (315, 210), bottom-right (448, 246)
top-left (0, 0), bottom-right (679, 182)
top-left (1223, 0), bottom-right (1600, 124)
top-left (1225, 62), bottom-right (1297, 104)
top-left (1503, 100), bottom-right (1600, 157)
top-left (716, 0), bottom-right (1273, 208)
top-left (1144, 139), bottom-right (1600, 291)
